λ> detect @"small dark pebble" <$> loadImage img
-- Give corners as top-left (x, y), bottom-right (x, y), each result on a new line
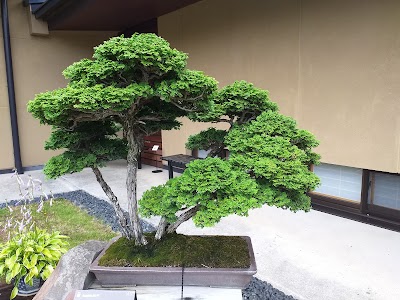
top-left (3, 190), bottom-right (296, 299)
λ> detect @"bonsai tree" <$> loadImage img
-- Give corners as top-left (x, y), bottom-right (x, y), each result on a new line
top-left (140, 81), bottom-right (321, 239)
top-left (28, 34), bottom-right (218, 245)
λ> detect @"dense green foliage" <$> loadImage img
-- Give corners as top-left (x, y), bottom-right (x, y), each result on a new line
top-left (194, 80), bottom-right (278, 123)
top-left (0, 228), bottom-right (68, 299)
top-left (99, 233), bottom-right (250, 268)
top-left (226, 111), bottom-right (320, 211)
top-left (140, 81), bottom-right (320, 230)
top-left (185, 128), bottom-right (227, 157)
top-left (28, 34), bottom-right (217, 178)
top-left (43, 121), bottom-right (126, 178)
top-left (141, 158), bottom-right (259, 227)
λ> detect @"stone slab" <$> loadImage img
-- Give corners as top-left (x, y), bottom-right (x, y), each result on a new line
top-left (81, 286), bottom-right (242, 300)
top-left (33, 241), bottom-right (106, 300)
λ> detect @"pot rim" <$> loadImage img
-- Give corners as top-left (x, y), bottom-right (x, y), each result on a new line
top-left (90, 235), bottom-right (257, 273)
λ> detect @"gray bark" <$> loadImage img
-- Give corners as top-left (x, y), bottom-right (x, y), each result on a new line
top-left (155, 217), bottom-right (168, 240)
top-left (91, 167), bottom-right (131, 238)
top-left (165, 205), bottom-right (200, 234)
top-left (125, 120), bottom-right (147, 245)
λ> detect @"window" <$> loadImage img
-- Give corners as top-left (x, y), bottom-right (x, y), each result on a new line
top-left (313, 163), bottom-right (362, 202)
top-left (369, 172), bottom-right (400, 210)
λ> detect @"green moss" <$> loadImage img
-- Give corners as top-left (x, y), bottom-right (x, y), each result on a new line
top-left (99, 233), bottom-right (250, 268)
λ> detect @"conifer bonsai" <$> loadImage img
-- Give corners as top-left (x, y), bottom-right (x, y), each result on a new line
top-left (140, 81), bottom-right (320, 239)
top-left (28, 34), bottom-right (217, 245)
top-left (29, 34), bottom-right (320, 247)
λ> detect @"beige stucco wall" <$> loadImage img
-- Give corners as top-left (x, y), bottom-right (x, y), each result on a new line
top-left (159, 0), bottom-right (400, 173)
top-left (0, 1), bottom-right (115, 169)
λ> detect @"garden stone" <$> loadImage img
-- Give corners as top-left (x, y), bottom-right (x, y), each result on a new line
top-left (33, 240), bottom-right (106, 300)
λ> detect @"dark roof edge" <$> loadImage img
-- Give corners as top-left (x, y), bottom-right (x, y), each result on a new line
top-left (33, 0), bottom-right (69, 19)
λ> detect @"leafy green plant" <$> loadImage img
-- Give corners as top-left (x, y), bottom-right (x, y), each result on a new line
top-left (140, 81), bottom-right (320, 239)
top-left (0, 228), bottom-right (68, 299)
top-left (28, 33), bottom-right (217, 245)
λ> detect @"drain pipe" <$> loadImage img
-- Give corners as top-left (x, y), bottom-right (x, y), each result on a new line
top-left (1, 0), bottom-right (23, 174)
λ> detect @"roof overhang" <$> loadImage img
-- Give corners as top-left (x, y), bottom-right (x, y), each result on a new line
top-left (28, 0), bottom-right (202, 31)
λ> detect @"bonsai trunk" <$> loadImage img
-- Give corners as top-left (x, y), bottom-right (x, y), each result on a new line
top-left (125, 121), bottom-right (146, 245)
top-left (155, 205), bottom-right (200, 240)
top-left (155, 217), bottom-right (167, 240)
top-left (91, 166), bottom-right (131, 238)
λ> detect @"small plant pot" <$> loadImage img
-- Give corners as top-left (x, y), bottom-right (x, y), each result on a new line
top-left (16, 277), bottom-right (43, 297)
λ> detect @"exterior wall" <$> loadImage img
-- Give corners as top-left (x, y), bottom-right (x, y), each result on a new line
top-left (0, 1), bottom-right (115, 170)
top-left (158, 0), bottom-right (400, 173)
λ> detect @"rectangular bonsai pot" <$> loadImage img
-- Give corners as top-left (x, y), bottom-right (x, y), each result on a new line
top-left (89, 236), bottom-right (257, 289)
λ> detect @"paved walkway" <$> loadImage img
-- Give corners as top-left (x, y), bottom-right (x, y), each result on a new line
top-left (1, 160), bottom-right (399, 300)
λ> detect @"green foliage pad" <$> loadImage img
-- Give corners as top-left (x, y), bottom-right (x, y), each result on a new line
top-left (99, 234), bottom-right (250, 269)
top-left (140, 80), bottom-right (321, 233)
top-left (28, 33), bottom-right (218, 179)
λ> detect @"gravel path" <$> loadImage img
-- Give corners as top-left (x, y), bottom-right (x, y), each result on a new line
top-left (3, 190), bottom-right (296, 300)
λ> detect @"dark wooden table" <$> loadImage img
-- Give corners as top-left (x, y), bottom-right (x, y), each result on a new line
top-left (161, 154), bottom-right (198, 179)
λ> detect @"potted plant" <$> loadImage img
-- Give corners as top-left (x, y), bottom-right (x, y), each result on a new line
top-left (28, 34), bottom-right (320, 288)
top-left (90, 81), bottom-right (320, 287)
top-left (0, 171), bottom-right (69, 299)
top-left (0, 228), bottom-right (68, 299)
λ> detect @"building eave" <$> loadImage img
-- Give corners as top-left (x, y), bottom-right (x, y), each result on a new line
top-left (29, 0), bottom-right (203, 31)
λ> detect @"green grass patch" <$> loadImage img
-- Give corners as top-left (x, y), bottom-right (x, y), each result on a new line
top-left (0, 199), bottom-right (117, 249)
top-left (99, 233), bottom-right (250, 268)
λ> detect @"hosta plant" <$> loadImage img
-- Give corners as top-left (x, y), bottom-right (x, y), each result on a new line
top-left (0, 228), bottom-right (68, 299)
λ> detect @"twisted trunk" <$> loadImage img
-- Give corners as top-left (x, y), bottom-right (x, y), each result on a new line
top-left (166, 205), bottom-right (200, 234)
top-left (155, 205), bottom-right (200, 240)
top-left (125, 120), bottom-right (147, 245)
top-left (91, 166), bottom-right (131, 238)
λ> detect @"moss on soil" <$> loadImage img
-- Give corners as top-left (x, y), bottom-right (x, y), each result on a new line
top-left (99, 233), bottom-right (251, 268)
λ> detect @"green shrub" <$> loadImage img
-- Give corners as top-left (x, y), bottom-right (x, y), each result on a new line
top-left (0, 228), bottom-right (68, 299)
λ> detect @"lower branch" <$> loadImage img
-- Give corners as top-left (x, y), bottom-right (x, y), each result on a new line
top-left (91, 167), bottom-right (131, 238)
top-left (166, 205), bottom-right (200, 234)
top-left (208, 145), bottom-right (225, 158)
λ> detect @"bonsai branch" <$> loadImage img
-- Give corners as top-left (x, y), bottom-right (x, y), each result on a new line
top-left (170, 101), bottom-right (198, 112)
top-left (69, 110), bottom-right (121, 128)
top-left (166, 205), bottom-right (200, 234)
top-left (174, 92), bottom-right (205, 102)
top-left (91, 166), bottom-right (131, 238)
top-left (218, 118), bottom-right (234, 126)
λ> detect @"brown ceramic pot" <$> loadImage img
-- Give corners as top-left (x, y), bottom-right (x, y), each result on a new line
top-left (89, 236), bottom-right (257, 289)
